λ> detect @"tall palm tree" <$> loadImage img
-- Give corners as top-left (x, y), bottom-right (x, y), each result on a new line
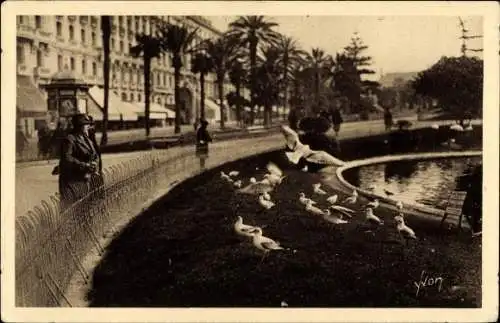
top-left (227, 16), bottom-right (279, 124)
top-left (130, 34), bottom-right (163, 137)
top-left (228, 58), bottom-right (247, 125)
top-left (100, 15), bottom-right (111, 145)
top-left (255, 46), bottom-right (281, 127)
top-left (305, 48), bottom-right (332, 113)
top-left (158, 23), bottom-right (198, 134)
top-left (201, 35), bottom-right (243, 129)
top-left (191, 52), bottom-right (213, 120)
top-left (273, 34), bottom-right (306, 120)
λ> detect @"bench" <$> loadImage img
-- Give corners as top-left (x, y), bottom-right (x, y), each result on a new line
top-left (440, 191), bottom-right (468, 229)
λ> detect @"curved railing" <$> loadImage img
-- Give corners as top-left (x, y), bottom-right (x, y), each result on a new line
top-left (15, 133), bottom-right (285, 307)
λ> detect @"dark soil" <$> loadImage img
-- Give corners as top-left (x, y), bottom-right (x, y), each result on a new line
top-left (87, 149), bottom-right (481, 308)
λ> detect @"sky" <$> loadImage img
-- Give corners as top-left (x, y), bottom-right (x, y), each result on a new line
top-left (209, 16), bottom-right (483, 81)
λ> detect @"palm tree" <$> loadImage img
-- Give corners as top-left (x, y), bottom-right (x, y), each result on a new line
top-left (305, 48), bottom-right (332, 114)
top-left (100, 16), bottom-right (111, 145)
top-left (201, 35), bottom-right (243, 129)
top-left (158, 23), bottom-right (198, 134)
top-left (273, 35), bottom-right (306, 120)
top-left (227, 16), bottom-right (279, 124)
top-left (255, 47), bottom-right (281, 126)
top-left (228, 58), bottom-right (247, 125)
top-left (191, 52), bottom-right (213, 120)
top-left (130, 34), bottom-right (163, 137)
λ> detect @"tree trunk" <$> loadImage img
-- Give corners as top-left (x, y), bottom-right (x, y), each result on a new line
top-left (174, 55), bottom-right (181, 134)
top-left (218, 75), bottom-right (225, 129)
top-left (282, 59), bottom-right (288, 121)
top-left (235, 81), bottom-right (241, 125)
top-left (100, 16), bottom-right (111, 146)
top-left (144, 57), bottom-right (151, 137)
top-left (263, 104), bottom-right (270, 127)
top-left (249, 40), bottom-right (257, 125)
top-left (200, 72), bottom-right (205, 120)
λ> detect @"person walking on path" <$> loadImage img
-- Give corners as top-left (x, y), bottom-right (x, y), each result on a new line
top-left (196, 119), bottom-right (212, 170)
top-left (58, 114), bottom-right (102, 210)
top-left (331, 108), bottom-right (343, 137)
top-left (16, 125), bottom-right (29, 159)
top-left (384, 108), bottom-right (393, 131)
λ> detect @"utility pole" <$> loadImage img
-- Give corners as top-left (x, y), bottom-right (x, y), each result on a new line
top-left (458, 17), bottom-right (483, 57)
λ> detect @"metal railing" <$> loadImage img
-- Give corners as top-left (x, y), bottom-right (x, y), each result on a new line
top-left (15, 134), bottom-right (285, 307)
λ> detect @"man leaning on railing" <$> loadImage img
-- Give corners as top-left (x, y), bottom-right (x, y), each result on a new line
top-left (58, 114), bottom-right (103, 210)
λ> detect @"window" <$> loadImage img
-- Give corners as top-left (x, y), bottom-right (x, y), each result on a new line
top-left (163, 73), bottom-right (167, 86)
top-left (19, 16), bottom-right (24, 24)
top-left (56, 22), bottom-right (62, 37)
top-left (91, 32), bottom-right (96, 46)
top-left (138, 93), bottom-right (142, 102)
top-left (35, 16), bottom-right (42, 29)
top-left (111, 38), bottom-right (115, 51)
top-left (70, 57), bottom-right (75, 71)
top-left (81, 29), bottom-right (86, 44)
top-left (92, 62), bottom-right (97, 76)
top-left (119, 41), bottom-right (124, 53)
top-left (17, 44), bottom-right (25, 64)
top-left (82, 59), bottom-right (86, 74)
top-left (130, 93), bottom-right (135, 101)
top-left (118, 16), bottom-right (123, 26)
top-left (135, 20), bottom-right (139, 32)
top-left (69, 25), bottom-right (74, 40)
top-left (121, 93), bottom-right (127, 102)
top-left (157, 73), bottom-right (161, 85)
top-left (36, 49), bottom-right (43, 67)
top-left (58, 55), bottom-right (63, 71)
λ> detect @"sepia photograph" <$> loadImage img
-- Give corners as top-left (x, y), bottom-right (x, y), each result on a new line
top-left (1, 1), bottom-right (498, 322)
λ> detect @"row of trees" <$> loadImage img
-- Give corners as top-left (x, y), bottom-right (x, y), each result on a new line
top-left (98, 16), bottom-right (381, 145)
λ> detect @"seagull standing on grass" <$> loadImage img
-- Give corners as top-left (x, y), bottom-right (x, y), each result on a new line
top-left (344, 189), bottom-right (358, 204)
top-left (305, 200), bottom-right (329, 216)
top-left (323, 210), bottom-right (349, 224)
top-left (265, 162), bottom-right (286, 186)
top-left (252, 228), bottom-right (285, 264)
top-left (258, 194), bottom-right (275, 210)
top-left (228, 170), bottom-right (240, 177)
top-left (366, 199), bottom-right (380, 209)
top-left (249, 177), bottom-right (257, 184)
top-left (221, 171), bottom-right (233, 183)
top-left (233, 180), bottom-right (243, 188)
top-left (330, 205), bottom-right (355, 218)
top-left (394, 215), bottom-right (417, 244)
top-left (313, 183), bottom-right (328, 195)
top-left (366, 208), bottom-right (384, 225)
top-left (234, 216), bottom-right (261, 238)
top-left (301, 165), bottom-right (308, 172)
top-left (299, 192), bottom-right (317, 206)
top-left (396, 200), bottom-right (404, 211)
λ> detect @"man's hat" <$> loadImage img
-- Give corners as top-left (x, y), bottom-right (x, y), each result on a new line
top-left (72, 113), bottom-right (92, 127)
top-left (200, 119), bottom-right (209, 126)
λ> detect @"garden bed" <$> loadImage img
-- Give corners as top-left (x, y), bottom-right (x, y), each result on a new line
top-left (86, 149), bottom-right (481, 308)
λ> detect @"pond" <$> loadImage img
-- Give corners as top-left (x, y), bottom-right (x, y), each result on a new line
top-left (342, 156), bottom-right (482, 210)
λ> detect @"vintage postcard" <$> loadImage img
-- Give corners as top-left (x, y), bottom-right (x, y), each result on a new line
top-left (1, 1), bottom-right (498, 322)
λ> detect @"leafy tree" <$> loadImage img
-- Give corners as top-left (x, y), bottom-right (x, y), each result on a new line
top-left (228, 16), bottom-right (279, 124)
top-left (191, 52), bottom-right (214, 121)
top-left (100, 16), bottom-right (111, 145)
top-left (412, 56), bottom-right (483, 123)
top-left (158, 23), bottom-right (198, 133)
top-left (130, 34), bottom-right (163, 137)
top-left (331, 53), bottom-right (361, 114)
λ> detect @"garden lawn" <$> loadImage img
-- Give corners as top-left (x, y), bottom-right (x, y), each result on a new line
top-left (87, 150), bottom-right (481, 307)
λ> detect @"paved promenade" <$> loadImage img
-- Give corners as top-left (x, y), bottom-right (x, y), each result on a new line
top-left (15, 117), bottom-right (473, 218)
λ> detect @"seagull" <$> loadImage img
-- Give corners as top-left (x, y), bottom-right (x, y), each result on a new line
top-left (326, 194), bottom-right (338, 205)
top-left (394, 215), bottom-right (417, 243)
top-left (366, 199), bottom-right (380, 209)
top-left (265, 162), bottom-right (286, 186)
top-left (262, 192), bottom-right (271, 201)
top-left (431, 124), bottom-right (440, 130)
top-left (249, 177), bottom-right (257, 184)
top-left (220, 171), bottom-right (233, 182)
top-left (313, 183), bottom-right (327, 195)
top-left (258, 194), bottom-right (275, 210)
top-left (330, 205), bottom-right (355, 218)
top-left (396, 200), bottom-right (404, 211)
top-left (323, 209), bottom-right (349, 224)
top-left (305, 200), bottom-right (328, 216)
top-left (366, 208), bottom-right (384, 225)
top-left (299, 192), bottom-right (317, 206)
top-left (450, 124), bottom-right (464, 132)
top-left (449, 138), bottom-right (462, 150)
top-left (234, 216), bottom-right (261, 238)
top-left (251, 228), bottom-right (285, 264)
top-left (344, 189), bottom-right (358, 204)
top-left (464, 124), bottom-right (473, 131)
top-left (238, 178), bottom-right (274, 195)
top-left (281, 301), bottom-right (289, 307)
top-left (384, 189), bottom-right (395, 196)
top-left (228, 170), bottom-right (240, 177)
top-left (233, 180), bottom-right (243, 188)
top-left (301, 165), bottom-right (308, 172)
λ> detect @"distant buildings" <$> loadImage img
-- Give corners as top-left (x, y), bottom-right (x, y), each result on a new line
top-left (16, 15), bottom-right (239, 137)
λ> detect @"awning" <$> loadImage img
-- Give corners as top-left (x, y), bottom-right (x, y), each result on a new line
top-left (88, 86), bottom-right (138, 121)
top-left (17, 76), bottom-right (47, 115)
top-left (135, 102), bottom-right (175, 119)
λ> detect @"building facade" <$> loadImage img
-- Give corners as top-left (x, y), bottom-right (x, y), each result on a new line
top-left (16, 15), bottom-right (236, 136)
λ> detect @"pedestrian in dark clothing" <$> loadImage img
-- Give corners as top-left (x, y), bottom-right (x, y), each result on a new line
top-left (462, 163), bottom-right (482, 236)
top-left (16, 125), bottom-right (28, 158)
top-left (196, 119), bottom-right (212, 170)
top-left (384, 108), bottom-right (393, 131)
top-left (37, 125), bottom-right (52, 159)
top-left (331, 108), bottom-right (343, 137)
top-left (288, 109), bottom-right (299, 130)
top-left (58, 114), bottom-right (102, 210)
top-left (87, 116), bottom-right (105, 197)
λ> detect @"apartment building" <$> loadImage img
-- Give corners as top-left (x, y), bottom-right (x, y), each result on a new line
top-left (16, 15), bottom-right (237, 136)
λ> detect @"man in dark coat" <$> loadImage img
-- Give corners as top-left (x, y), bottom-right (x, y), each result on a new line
top-left (58, 114), bottom-right (102, 210)
top-left (331, 108), bottom-right (343, 137)
top-left (196, 119), bottom-right (212, 169)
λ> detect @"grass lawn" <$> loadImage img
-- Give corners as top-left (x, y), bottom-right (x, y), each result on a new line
top-left (87, 149), bottom-right (481, 308)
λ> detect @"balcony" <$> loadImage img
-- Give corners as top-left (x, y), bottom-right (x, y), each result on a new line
top-left (68, 16), bottom-right (76, 22)
top-left (17, 24), bottom-right (35, 39)
top-left (33, 66), bottom-right (52, 78)
top-left (79, 16), bottom-right (88, 25)
top-left (36, 29), bottom-right (52, 40)
top-left (91, 16), bottom-right (98, 27)
top-left (119, 27), bottom-right (125, 37)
